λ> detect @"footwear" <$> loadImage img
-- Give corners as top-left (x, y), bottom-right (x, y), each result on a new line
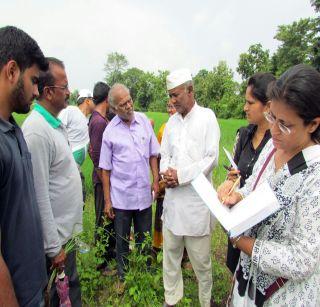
top-left (114, 280), bottom-right (125, 295)
top-left (101, 267), bottom-right (117, 277)
top-left (163, 303), bottom-right (175, 307)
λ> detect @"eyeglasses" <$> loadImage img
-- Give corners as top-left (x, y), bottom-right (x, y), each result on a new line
top-left (264, 112), bottom-right (291, 135)
top-left (46, 84), bottom-right (69, 91)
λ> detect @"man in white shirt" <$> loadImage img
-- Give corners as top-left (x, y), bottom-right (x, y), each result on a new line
top-left (160, 69), bottom-right (220, 307)
top-left (58, 89), bottom-right (95, 166)
top-left (59, 89), bottom-right (95, 201)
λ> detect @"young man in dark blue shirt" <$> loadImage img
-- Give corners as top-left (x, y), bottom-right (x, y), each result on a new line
top-left (0, 26), bottom-right (48, 307)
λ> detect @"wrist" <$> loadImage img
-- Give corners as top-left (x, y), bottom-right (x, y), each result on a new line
top-left (104, 200), bottom-right (112, 206)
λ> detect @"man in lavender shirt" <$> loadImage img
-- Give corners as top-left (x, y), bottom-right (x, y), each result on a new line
top-left (99, 83), bottom-right (160, 287)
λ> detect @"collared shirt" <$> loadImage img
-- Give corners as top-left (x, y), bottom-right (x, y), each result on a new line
top-left (58, 105), bottom-right (89, 161)
top-left (0, 116), bottom-right (47, 306)
top-left (160, 103), bottom-right (220, 236)
top-left (99, 112), bottom-right (160, 210)
top-left (88, 111), bottom-right (108, 184)
top-left (22, 103), bottom-right (83, 257)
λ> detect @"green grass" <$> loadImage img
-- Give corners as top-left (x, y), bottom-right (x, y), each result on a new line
top-left (14, 110), bottom-right (246, 306)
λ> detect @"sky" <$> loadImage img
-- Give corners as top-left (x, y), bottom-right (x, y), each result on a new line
top-left (0, 0), bottom-right (317, 91)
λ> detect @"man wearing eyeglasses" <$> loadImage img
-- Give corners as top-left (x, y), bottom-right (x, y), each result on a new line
top-left (99, 83), bottom-right (160, 293)
top-left (22, 57), bottom-right (83, 306)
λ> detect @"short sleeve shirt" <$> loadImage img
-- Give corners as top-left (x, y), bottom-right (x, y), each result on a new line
top-left (0, 116), bottom-right (47, 306)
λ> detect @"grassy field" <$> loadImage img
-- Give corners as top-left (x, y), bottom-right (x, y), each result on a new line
top-left (14, 111), bottom-right (246, 306)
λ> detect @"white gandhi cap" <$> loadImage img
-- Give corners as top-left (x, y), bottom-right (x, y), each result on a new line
top-left (166, 68), bottom-right (192, 91)
top-left (77, 89), bottom-right (93, 102)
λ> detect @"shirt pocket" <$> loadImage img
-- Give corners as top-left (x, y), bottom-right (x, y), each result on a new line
top-left (136, 132), bottom-right (150, 159)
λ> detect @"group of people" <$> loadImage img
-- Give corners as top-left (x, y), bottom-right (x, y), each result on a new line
top-left (1, 25), bottom-right (320, 307)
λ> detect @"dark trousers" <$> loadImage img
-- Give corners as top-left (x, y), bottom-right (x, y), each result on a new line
top-left (94, 183), bottom-right (116, 265)
top-left (79, 169), bottom-right (86, 204)
top-left (113, 206), bottom-right (152, 280)
top-left (46, 250), bottom-right (82, 307)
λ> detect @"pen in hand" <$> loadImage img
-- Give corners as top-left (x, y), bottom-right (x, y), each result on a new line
top-left (222, 176), bottom-right (241, 205)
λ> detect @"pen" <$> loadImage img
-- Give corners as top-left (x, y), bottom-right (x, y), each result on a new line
top-left (223, 164), bottom-right (232, 171)
top-left (227, 176), bottom-right (241, 196)
top-left (222, 176), bottom-right (241, 205)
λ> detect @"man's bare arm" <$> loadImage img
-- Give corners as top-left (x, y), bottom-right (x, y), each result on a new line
top-left (0, 252), bottom-right (19, 307)
top-left (149, 156), bottom-right (159, 197)
top-left (101, 169), bottom-right (115, 219)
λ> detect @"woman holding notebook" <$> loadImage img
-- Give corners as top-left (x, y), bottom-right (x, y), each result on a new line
top-left (222, 72), bottom-right (276, 274)
top-left (218, 64), bottom-right (320, 306)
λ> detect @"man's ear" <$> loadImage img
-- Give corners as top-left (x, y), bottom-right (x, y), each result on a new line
top-left (43, 87), bottom-right (53, 101)
top-left (5, 60), bottom-right (20, 83)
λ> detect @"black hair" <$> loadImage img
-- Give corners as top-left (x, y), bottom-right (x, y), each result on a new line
top-left (268, 64), bottom-right (320, 143)
top-left (93, 82), bottom-right (110, 105)
top-left (0, 26), bottom-right (48, 72)
top-left (38, 57), bottom-right (65, 97)
top-left (247, 72), bottom-right (276, 105)
top-left (77, 97), bottom-right (86, 105)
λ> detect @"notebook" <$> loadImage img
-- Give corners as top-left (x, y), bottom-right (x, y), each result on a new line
top-left (191, 173), bottom-right (280, 238)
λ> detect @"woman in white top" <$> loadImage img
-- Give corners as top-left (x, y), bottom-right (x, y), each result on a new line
top-left (218, 64), bottom-right (320, 306)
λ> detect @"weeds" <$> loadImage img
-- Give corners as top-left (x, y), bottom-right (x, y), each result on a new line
top-left (77, 199), bottom-right (231, 306)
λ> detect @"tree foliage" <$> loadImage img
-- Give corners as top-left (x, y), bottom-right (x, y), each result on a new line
top-left (237, 44), bottom-right (271, 81)
top-left (311, 0), bottom-right (320, 12)
top-left (68, 89), bottom-right (79, 106)
top-left (194, 61), bottom-right (243, 118)
top-left (271, 18), bottom-right (318, 76)
top-left (104, 52), bottom-right (129, 85)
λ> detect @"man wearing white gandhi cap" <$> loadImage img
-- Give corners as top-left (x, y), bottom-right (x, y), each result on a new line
top-left (160, 68), bottom-right (220, 307)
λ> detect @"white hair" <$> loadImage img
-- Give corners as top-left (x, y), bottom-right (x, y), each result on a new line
top-left (108, 83), bottom-right (130, 108)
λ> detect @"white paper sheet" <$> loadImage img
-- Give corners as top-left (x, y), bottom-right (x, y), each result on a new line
top-left (191, 173), bottom-right (280, 237)
top-left (223, 147), bottom-right (238, 170)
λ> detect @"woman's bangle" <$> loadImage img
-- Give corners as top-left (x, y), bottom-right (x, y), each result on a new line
top-left (232, 236), bottom-right (242, 248)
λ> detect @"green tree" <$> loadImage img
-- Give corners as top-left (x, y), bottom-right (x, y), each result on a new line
top-left (194, 62), bottom-right (243, 118)
top-left (237, 43), bottom-right (271, 81)
top-left (310, 0), bottom-right (320, 71)
top-left (207, 61), bottom-right (237, 102)
top-left (311, 0), bottom-right (320, 12)
top-left (121, 67), bottom-right (145, 102)
top-left (271, 18), bottom-right (318, 76)
top-left (104, 52), bottom-right (129, 85)
top-left (68, 89), bottom-right (79, 106)
top-left (146, 70), bottom-right (168, 113)
top-left (193, 69), bottom-right (210, 107)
